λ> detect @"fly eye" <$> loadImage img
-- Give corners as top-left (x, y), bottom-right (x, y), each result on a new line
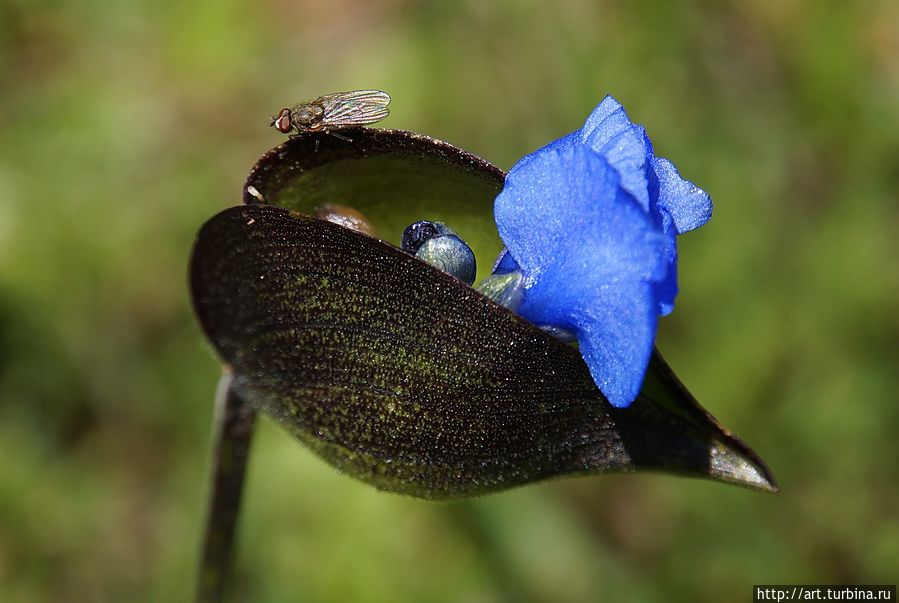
top-left (274, 109), bottom-right (292, 133)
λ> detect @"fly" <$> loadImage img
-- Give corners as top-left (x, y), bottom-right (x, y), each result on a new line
top-left (271, 90), bottom-right (391, 141)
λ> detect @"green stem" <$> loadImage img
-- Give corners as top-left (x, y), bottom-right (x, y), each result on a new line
top-left (196, 372), bottom-right (257, 603)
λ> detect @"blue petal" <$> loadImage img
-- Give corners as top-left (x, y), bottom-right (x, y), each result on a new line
top-left (517, 252), bottom-right (660, 407)
top-left (496, 143), bottom-right (665, 287)
top-left (653, 207), bottom-right (678, 316)
top-left (495, 143), bottom-right (665, 407)
top-left (491, 248), bottom-right (520, 274)
top-left (652, 157), bottom-right (712, 234)
top-left (581, 96), bottom-right (654, 212)
top-left (572, 279), bottom-right (658, 408)
top-left (492, 96), bottom-right (712, 407)
top-left (509, 130), bottom-right (580, 177)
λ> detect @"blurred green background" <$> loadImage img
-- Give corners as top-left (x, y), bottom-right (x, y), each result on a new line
top-left (1, 0), bottom-right (897, 601)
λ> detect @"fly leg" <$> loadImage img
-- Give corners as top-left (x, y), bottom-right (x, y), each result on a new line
top-left (327, 130), bottom-right (353, 143)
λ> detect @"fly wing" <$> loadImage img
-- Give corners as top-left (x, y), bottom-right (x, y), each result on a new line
top-left (319, 90), bottom-right (391, 127)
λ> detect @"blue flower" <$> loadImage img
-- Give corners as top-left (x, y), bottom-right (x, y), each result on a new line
top-left (490, 96), bottom-right (712, 408)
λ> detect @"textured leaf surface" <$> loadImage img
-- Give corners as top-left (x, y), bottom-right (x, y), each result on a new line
top-left (190, 204), bottom-right (777, 498)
